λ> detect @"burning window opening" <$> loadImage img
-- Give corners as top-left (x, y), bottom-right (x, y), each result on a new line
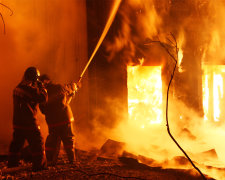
top-left (202, 65), bottom-right (225, 122)
top-left (127, 65), bottom-right (163, 128)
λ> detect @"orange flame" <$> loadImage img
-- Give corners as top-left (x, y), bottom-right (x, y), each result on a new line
top-left (178, 48), bottom-right (183, 72)
top-left (202, 65), bottom-right (224, 122)
top-left (127, 64), bottom-right (163, 128)
top-left (177, 31), bottom-right (185, 73)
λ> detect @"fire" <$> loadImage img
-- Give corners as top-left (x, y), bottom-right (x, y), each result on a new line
top-left (203, 73), bottom-right (209, 121)
top-left (178, 48), bottom-right (183, 72)
top-left (127, 65), bottom-right (163, 128)
top-left (176, 31), bottom-right (185, 73)
top-left (209, 30), bottom-right (220, 54)
top-left (202, 65), bottom-right (225, 122)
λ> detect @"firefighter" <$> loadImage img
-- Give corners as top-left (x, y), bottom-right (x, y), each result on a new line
top-left (39, 74), bottom-right (79, 165)
top-left (8, 67), bottom-right (48, 171)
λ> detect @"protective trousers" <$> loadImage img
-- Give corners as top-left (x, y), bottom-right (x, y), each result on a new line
top-left (8, 128), bottom-right (46, 170)
top-left (45, 123), bottom-right (75, 164)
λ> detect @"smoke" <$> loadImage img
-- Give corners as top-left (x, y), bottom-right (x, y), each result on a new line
top-left (90, 86), bottom-right (225, 178)
top-left (0, 0), bottom-right (87, 152)
top-left (200, 0), bottom-right (225, 64)
top-left (104, 0), bottom-right (225, 64)
top-left (93, 0), bottom-right (225, 179)
top-left (104, 0), bottom-right (162, 64)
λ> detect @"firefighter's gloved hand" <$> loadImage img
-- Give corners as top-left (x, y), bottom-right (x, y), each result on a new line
top-left (71, 82), bottom-right (81, 92)
top-left (76, 82), bottom-right (82, 89)
top-left (70, 83), bottom-right (77, 92)
top-left (37, 80), bottom-right (44, 89)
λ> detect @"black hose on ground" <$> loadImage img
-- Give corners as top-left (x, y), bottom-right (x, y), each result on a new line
top-left (159, 34), bottom-right (207, 180)
top-left (165, 60), bottom-right (206, 180)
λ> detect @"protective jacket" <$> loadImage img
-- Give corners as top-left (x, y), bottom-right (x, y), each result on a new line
top-left (40, 82), bottom-right (75, 164)
top-left (13, 81), bottom-right (47, 129)
top-left (40, 83), bottom-right (74, 127)
top-left (8, 80), bottom-right (47, 170)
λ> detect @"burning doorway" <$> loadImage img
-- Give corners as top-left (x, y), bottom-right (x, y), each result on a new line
top-left (127, 65), bottom-right (163, 128)
top-left (202, 65), bottom-right (225, 123)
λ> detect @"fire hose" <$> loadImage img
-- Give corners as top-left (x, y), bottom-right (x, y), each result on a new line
top-left (166, 60), bottom-right (207, 180)
top-left (145, 35), bottom-right (206, 179)
top-left (158, 37), bottom-right (207, 179)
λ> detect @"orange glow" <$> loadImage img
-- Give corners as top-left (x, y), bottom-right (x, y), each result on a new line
top-left (127, 65), bottom-right (163, 128)
top-left (178, 48), bottom-right (183, 72)
top-left (202, 65), bottom-right (225, 122)
top-left (177, 31), bottom-right (185, 73)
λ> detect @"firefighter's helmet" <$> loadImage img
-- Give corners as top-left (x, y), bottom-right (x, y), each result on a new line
top-left (24, 67), bottom-right (40, 82)
top-left (39, 74), bottom-right (50, 82)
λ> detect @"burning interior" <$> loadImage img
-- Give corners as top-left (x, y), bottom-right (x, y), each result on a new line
top-left (127, 63), bottom-right (225, 128)
top-left (202, 65), bottom-right (225, 122)
top-left (127, 65), bottom-right (163, 127)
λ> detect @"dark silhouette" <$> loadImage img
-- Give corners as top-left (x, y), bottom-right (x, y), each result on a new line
top-left (39, 74), bottom-right (79, 165)
top-left (8, 67), bottom-right (48, 171)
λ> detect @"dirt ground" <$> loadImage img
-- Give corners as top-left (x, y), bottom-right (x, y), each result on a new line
top-left (0, 149), bottom-right (215, 180)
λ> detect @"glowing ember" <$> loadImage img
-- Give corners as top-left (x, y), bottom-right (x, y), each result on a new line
top-left (127, 65), bottom-right (163, 128)
top-left (202, 65), bottom-right (225, 122)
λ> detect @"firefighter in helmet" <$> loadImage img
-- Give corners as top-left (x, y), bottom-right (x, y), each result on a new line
top-left (8, 67), bottom-right (48, 171)
top-left (39, 74), bottom-right (79, 165)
